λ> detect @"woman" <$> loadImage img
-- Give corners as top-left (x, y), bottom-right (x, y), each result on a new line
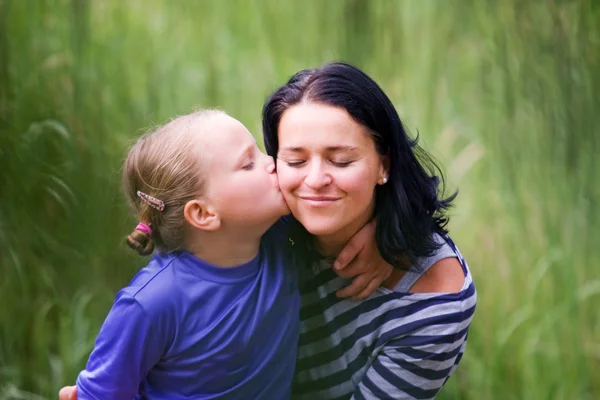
top-left (263, 62), bottom-right (476, 399)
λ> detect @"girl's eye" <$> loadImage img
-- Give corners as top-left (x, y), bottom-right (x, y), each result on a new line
top-left (331, 160), bottom-right (354, 167)
top-left (242, 162), bottom-right (255, 170)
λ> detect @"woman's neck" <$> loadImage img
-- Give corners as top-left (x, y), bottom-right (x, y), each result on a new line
top-left (314, 201), bottom-right (375, 258)
top-left (314, 235), bottom-right (348, 258)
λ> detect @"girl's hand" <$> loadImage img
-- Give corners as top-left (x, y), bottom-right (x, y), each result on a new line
top-left (334, 219), bottom-right (394, 300)
top-left (58, 385), bottom-right (77, 400)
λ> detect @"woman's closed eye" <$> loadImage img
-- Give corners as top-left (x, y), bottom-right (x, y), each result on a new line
top-left (279, 158), bottom-right (354, 168)
top-left (330, 159), bottom-right (354, 167)
top-left (281, 159), bottom-right (305, 167)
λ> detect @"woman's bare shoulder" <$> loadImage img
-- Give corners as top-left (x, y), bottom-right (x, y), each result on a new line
top-left (409, 257), bottom-right (465, 294)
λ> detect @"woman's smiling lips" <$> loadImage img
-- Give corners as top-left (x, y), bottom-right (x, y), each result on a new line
top-left (298, 195), bottom-right (341, 207)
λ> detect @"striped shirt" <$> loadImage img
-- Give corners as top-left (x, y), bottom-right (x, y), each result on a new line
top-left (293, 234), bottom-right (476, 400)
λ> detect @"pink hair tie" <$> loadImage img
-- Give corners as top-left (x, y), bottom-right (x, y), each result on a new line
top-left (136, 222), bottom-right (152, 236)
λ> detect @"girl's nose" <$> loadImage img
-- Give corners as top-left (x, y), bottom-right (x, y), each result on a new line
top-left (265, 155), bottom-right (276, 174)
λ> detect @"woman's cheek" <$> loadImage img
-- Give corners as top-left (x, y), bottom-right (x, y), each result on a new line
top-left (277, 167), bottom-right (300, 194)
top-left (277, 171), bottom-right (299, 211)
top-left (334, 168), bottom-right (375, 192)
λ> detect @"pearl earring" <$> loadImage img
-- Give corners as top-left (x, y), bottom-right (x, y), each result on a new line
top-left (382, 177), bottom-right (388, 184)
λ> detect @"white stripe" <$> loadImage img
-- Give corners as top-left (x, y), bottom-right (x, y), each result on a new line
top-left (359, 352), bottom-right (447, 396)
top-left (388, 333), bottom-right (467, 367)
top-left (299, 288), bottom-right (474, 357)
top-left (300, 265), bottom-right (474, 333)
top-left (301, 281), bottom-right (473, 333)
top-left (296, 303), bottom-right (474, 383)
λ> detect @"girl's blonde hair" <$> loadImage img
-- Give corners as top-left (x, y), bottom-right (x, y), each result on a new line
top-left (123, 109), bottom-right (225, 255)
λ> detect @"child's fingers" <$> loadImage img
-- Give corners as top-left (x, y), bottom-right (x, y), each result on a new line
top-left (335, 257), bottom-right (366, 279)
top-left (352, 278), bottom-right (381, 300)
top-left (58, 385), bottom-right (77, 400)
top-left (334, 219), bottom-right (376, 270)
top-left (336, 274), bottom-right (370, 298)
top-left (333, 240), bottom-right (362, 271)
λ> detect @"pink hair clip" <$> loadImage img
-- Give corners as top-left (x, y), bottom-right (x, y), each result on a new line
top-left (137, 190), bottom-right (165, 211)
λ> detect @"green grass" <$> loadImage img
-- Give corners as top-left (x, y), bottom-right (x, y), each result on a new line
top-left (0, 1), bottom-right (598, 398)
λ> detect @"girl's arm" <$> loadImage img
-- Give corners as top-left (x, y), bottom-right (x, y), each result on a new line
top-left (334, 219), bottom-right (394, 299)
top-left (76, 294), bottom-right (163, 400)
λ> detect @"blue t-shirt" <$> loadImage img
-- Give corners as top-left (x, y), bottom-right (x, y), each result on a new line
top-left (77, 222), bottom-right (299, 399)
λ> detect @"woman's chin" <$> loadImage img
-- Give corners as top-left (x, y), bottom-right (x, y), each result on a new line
top-left (300, 221), bottom-right (340, 237)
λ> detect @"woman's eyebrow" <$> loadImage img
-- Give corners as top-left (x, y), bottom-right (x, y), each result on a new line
top-left (280, 145), bottom-right (358, 153)
top-left (279, 146), bottom-right (304, 153)
top-left (326, 145), bottom-right (358, 152)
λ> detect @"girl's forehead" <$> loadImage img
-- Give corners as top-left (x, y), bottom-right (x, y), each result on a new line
top-left (189, 115), bottom-right (255, 169)
top-left (201, 115), bottom-right (253, 145)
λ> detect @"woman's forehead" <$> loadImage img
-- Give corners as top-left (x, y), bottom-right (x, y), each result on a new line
top-left (278, 103), bottom-right (373, 150)
top-left (280, 103), bottom-right (353, 128)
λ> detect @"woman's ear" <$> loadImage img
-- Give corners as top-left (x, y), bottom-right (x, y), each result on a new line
top-left (379, 154), bottom-right (391, 184)
top-left (184, 200), bottom-right (220, 231)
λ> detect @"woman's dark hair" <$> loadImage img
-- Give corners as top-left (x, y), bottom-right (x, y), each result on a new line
top-left (262, 62), bottom-right (456, 269)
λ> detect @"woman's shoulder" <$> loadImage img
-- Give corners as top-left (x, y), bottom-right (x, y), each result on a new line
top-left (375, 239), bottom-right (477, 341)
top-left (409, 256), bottom-right (466, 294)
top-left (262, 215), bottom-right (294, 245)
top-left (261, 216), bottom-right (298, 270)
top-left (393, 233), bottom-right (473, 295)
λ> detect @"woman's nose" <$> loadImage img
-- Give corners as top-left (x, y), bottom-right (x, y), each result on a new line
top-left (304, 162), bottom-right (332, 188)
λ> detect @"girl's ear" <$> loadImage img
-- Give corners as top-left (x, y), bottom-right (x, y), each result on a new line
top-left (184, 200), bottom-right (221, 231)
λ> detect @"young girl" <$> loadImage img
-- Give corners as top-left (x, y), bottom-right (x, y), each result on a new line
top-left (72, 109), bottom-right (386, 400)
top-left (75, 109), bottom-right (297, 399)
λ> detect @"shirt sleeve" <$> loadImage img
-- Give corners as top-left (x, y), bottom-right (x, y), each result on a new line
top-left (351, 309), bottom-right (469, 400)
top-left (76, 293), bottom-right (163, 400)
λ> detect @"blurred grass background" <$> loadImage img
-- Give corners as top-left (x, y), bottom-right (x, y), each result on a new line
top-left (0, 0), bottom-right (599, 399)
